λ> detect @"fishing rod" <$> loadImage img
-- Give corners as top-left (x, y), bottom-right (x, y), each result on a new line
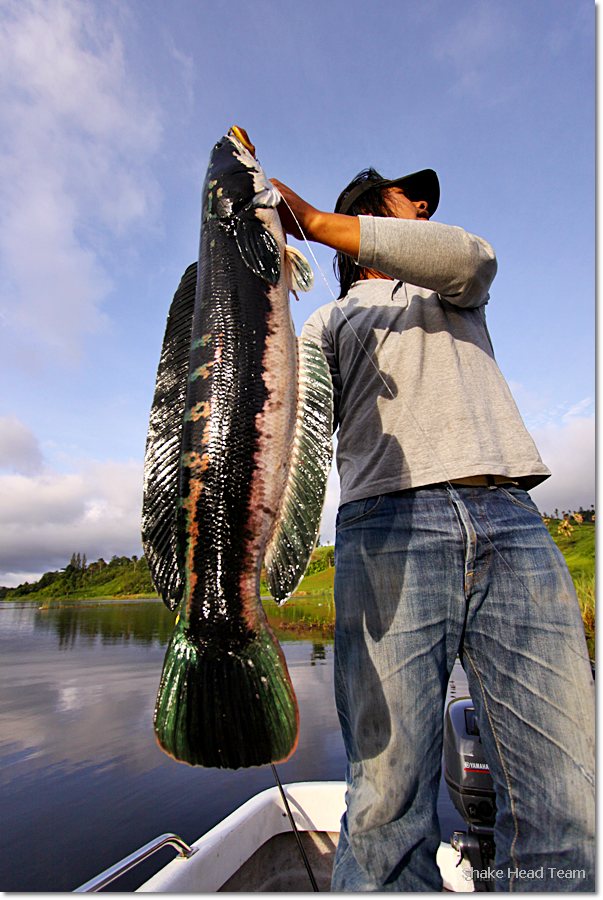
top-left (270, 764), bottom-right (319, 891)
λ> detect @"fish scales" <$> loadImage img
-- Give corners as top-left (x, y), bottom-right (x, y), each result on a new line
top-left (144, 128), bottom-right (332, 769)
top-left (181, 230), bottom-right (286, 633)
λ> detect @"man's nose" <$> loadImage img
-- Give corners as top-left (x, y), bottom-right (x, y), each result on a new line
top-left (415, 199), bottom-right (430, 218)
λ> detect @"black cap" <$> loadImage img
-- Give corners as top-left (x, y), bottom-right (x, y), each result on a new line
top-left (335, 168), bottom-right (440, 217)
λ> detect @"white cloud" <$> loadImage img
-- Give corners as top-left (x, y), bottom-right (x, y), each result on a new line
top-left (564, 397), bottom-right (593, 419)
top-left (1, 421), bottom-right (336, 586)
top-left (0, 448), bottom-right (144, 586)
top-left (0, 0), bottom-right (163, 361)
top-left (166, 37), bottom-right (196, 115)
top-left (530, 414), bottom-right (595, 515)
top-left (0, 415), bottom-right (44, 474)
top-left (509, 382), bottom-right (594, 432)
top-left (507, 387), bottom-right (595, 513)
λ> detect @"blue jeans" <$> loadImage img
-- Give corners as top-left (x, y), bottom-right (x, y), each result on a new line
top-left (331, 486), bottom-right (594, 892)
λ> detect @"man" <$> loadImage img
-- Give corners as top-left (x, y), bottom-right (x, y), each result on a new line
top-left (272, 169), bottom-right (595, 892)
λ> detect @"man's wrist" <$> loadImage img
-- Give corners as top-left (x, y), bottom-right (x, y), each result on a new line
top-left (303, 208), bottom-right (327, 242)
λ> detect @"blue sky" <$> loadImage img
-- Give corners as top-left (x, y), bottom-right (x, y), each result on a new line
top-left (0, 0), bottom-right (595, 585)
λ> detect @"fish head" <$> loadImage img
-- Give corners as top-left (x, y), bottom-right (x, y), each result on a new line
top-left (201, 128), bottom-right (284, 285)
top-left (203, 128), bottom-right (280, 225)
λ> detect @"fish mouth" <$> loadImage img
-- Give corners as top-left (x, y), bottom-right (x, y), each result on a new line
top-left (229, 125), bottom-right (256, 157)
top-left (226, 126), bottom-right (278, 210)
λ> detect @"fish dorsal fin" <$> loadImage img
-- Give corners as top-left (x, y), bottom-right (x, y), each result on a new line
top-left (141, 262), bottom-right (197, 610)
top-left (285, 245), bottom-right (314, 293)
top-left (264, 338), bottom-right (333, 604)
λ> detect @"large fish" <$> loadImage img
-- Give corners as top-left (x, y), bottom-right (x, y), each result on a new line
top-left (142, 127), bottom-right (333, 768)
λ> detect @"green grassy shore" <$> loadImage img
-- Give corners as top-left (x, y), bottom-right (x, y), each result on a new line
top-left (2, 523), bottom-right (594, 659)
top-left (546, 520), bottom-right (595, 660)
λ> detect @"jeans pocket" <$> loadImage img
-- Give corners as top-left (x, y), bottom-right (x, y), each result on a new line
top-left (499, 486), bottom-right (541, 516)
top-left (336, 495), bottom-right (384, 530)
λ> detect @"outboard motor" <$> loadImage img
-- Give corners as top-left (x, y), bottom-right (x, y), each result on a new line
top-left (443, 698), bottom-right (496, 891)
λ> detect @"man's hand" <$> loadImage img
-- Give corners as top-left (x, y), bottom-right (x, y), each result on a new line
top-left (270, 178), bottom-right (361, 260)
top-left (270, 179), bottom-right (319, 240)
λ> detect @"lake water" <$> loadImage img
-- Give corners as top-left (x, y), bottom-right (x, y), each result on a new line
top-left (0, 598), bottom-right (466, 892)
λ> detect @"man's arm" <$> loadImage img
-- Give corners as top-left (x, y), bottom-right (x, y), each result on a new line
top-left (359, 216), bottom-right (497, 308)
top-left (271, 179), bottom-right (361, 258)
top-left (271, 179), bottom-right (497, 309)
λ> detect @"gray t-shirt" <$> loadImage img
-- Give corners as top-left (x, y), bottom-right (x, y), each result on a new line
top-left (301, 215), bottom-right (550, 505)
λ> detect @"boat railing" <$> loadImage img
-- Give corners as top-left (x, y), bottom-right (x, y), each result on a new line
top-left (74, 833), bottom-right (198, 892)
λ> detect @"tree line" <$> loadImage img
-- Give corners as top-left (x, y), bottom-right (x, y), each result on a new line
top-left (1, 544), bottom-right (338, 600)
top-left (0, 553), bottom-right (155, 599)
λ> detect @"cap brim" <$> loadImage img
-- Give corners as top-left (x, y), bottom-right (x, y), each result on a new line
top-left (385, 169), bottom-right (440, 217)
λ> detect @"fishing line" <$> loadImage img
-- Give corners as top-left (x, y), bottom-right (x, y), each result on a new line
top-left (281, 196), bottom-right (592, 672)
top-left (270, 764), bottom-right (319, 891)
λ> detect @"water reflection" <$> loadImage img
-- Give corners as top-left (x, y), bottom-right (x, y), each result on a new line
top-left (22, 594), bottom-right (335, 650)
top-left (311, 642), bottom-right (327, 665)
top-left (263, 593), bottom-right (335, 642)
top-left (0, 600), bottom-right (345, 891)
top-left (32, 598), bottom-right (175, 648)
top-left (0, 599), bottom-right (464, 892)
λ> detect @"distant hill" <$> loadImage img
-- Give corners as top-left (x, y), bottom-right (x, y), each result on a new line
top-left (0, 554), bottom-right (155, 601)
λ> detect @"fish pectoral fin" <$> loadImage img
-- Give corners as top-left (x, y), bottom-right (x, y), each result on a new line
top-left (264, 339), bottom-right (333, 604)
top-left (234, 216), bottom-right (281, 285)
top-left (285, 245), bottom-right (314, 293)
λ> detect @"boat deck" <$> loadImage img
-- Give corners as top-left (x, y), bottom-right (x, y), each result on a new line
top-left (219, 831), bottom-right (338, 892)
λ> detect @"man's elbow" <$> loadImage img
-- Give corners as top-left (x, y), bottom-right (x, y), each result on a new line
top-left (451, 240), bottom-right (498, 308)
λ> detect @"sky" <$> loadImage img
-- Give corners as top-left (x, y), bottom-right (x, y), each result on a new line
top-left (0, 0), bottom-right (595, 587)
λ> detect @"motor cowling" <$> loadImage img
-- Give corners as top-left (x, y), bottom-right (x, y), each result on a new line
top-left (444, 697), bottom-right (496, 826)
top-left (444, 697), bottom-right (496, 891)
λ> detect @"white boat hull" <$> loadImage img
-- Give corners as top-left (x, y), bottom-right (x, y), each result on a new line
top-left (137, 781), bottom-right (474, 892)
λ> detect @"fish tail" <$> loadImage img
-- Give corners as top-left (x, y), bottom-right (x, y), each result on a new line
top-left (153, 617), bottom-right (298, 768)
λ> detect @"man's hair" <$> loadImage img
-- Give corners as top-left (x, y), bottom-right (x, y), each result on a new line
top-left (333, 168), bottom-right (394, 299)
